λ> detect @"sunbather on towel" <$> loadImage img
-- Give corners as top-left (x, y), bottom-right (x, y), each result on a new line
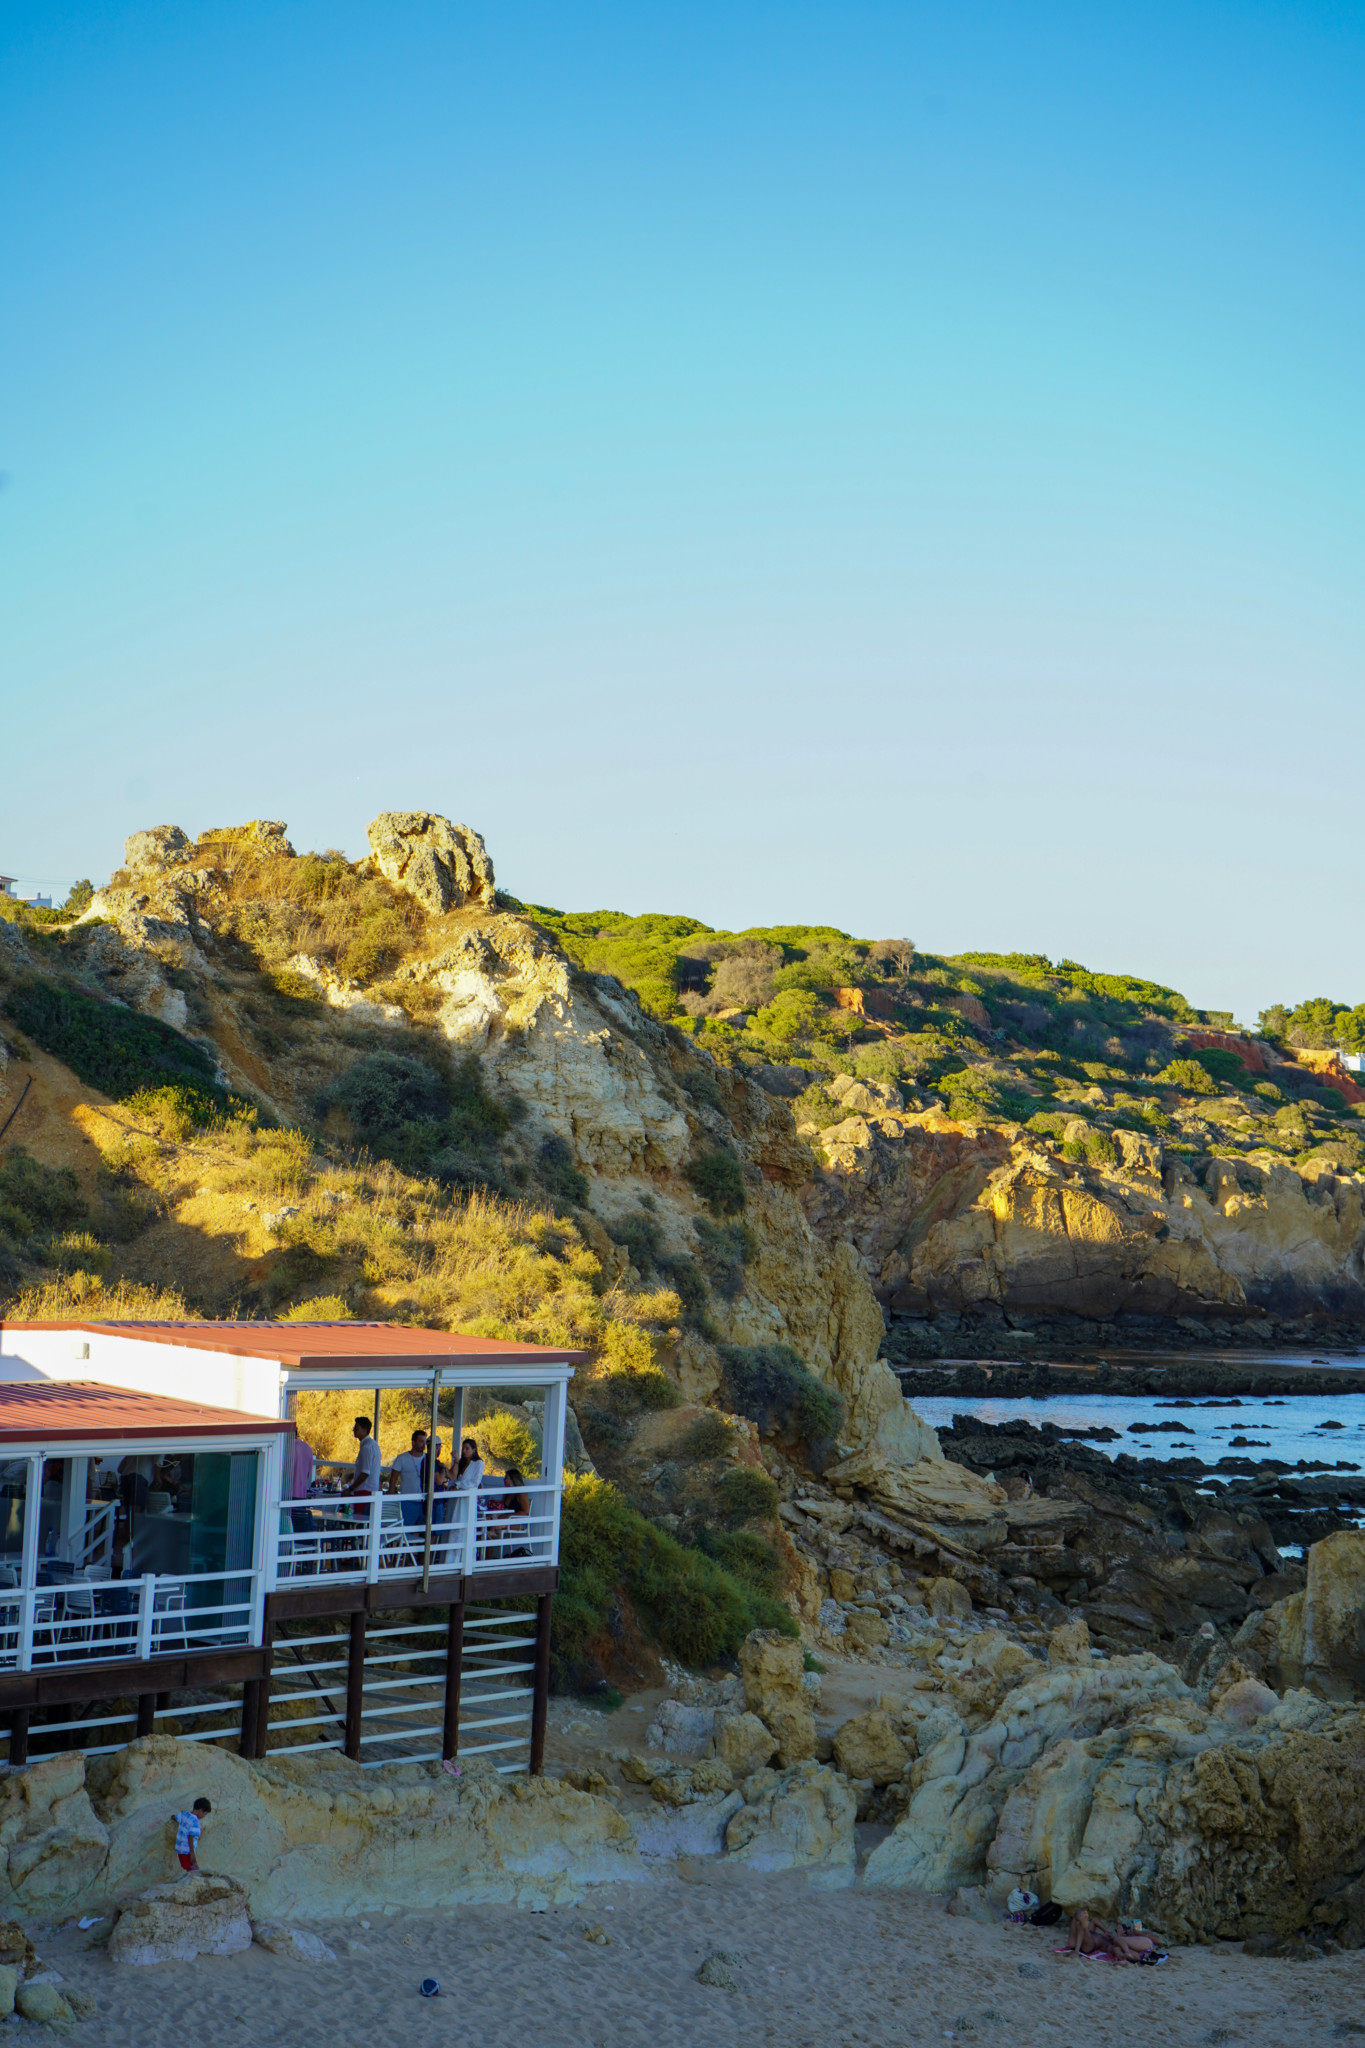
top-left (1061, 1909), bottom-right (1163, 1964)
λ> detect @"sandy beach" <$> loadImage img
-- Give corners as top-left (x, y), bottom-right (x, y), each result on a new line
top-left (28, 1850), bottom-right (1365, 2048)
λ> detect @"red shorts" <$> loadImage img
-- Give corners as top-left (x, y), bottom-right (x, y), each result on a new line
top-left (178, 1853), bottom-right (197, 1871)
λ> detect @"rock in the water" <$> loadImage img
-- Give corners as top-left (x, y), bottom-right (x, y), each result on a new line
top-left (367, 811), bottom-right (496, 913)
top-left (710, 1710), bottom-right (777, 1778)
top-left (740, 1631), bottom-right (817, 1765)
top-left (15, 1981), bottom-right (73, 2029)
top-left (109, 1873), bottom-right (254, 1966)
top-left (724, 1760), bottom-right (857, 1884)
top-left (696, 1953), bottom-right (739, 1991)
top-left (0, 1966), bottom-right (17, 2017)
top-left (252, 1921), bottom-right (337, 1962)
top-left (832, 1710), bottom-right (910, 1787)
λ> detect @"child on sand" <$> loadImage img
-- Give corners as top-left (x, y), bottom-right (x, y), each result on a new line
top-left (173, 1799), bottom-right (212, 1872)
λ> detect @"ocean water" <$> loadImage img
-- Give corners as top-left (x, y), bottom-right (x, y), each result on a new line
top-left (905, 1389), bottom-right (1365, 1472)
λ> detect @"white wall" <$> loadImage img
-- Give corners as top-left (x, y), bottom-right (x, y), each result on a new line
top-left (0, 1330), bottom-right (284, 1417)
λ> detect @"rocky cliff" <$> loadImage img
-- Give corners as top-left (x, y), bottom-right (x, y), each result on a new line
top-left (0, 813), bottom-right (921, 1468)
top-left (805, 1106), bottom-right (1365, 1332)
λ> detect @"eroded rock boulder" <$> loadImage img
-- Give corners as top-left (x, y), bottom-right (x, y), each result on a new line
top-left (367, 812), bottom-right (496, 914)
top-left (123, 826), bottom-right (191, 873)
top-left (724, 1761), bottom-right (857, 1885)
top-left (740, 1631), bottom-right (816, 1765)
top-left (108, 1873), bottom-right (254, 1965)
top-left (0, 1752), bottom-right (109, 1914)
top-left (710, 1710), bottom-right (777, 1778)
top-left (832, 1710), bottom-right (910, 1786)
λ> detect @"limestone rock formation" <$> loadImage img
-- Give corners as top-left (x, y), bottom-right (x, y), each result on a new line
top-left (710, 1710), bottom-right (777, 1777)
top-left (367, 812), bottom-right (496, 913)
top-left (740, 1632), bottom-right (817, 1766)
top-left (804, 1103), bottom-right (1365, 1323)
top-left (831, 1709), bottom-right (910, 1786)
top-left (108, 1873), bottom-right (254, 1965)
top-left (14, 1980), bottom-right (74, 2027)
top-left (0, 1736), bottom-right (642, 1920)
top-left (723, 1760), bottom-right (857, 1884)
top-left (123, 825), bottom-right (192, 873)
top-left (251, 1921), bottom-right (337, 1962)
top-left (1232, 1529), bottom-right (1365, 1700)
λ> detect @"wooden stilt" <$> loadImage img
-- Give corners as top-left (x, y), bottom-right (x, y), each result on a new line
top-left (441, 1600), bottom-right (464, 1760)
top-left (529, 1592), bottom-right (552, 1776)
top-left (344, 1612), bottom-right (366, 1760)
top-left (239, 1679), bottom-right (260, 1758)
top-left (9, 1709), bottom-right (28, 1768)
top-left (253, 1622), bottom-right (274, 1756)
top-left (136, 1694), bottom-right (155, 1738)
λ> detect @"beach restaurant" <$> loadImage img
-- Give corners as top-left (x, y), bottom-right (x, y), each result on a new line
top-left (0, 1320), bottom-right (581, 1774)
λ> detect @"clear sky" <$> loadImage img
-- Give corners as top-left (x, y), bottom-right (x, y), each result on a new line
top-left (2, 1), bottom-right (1361, 1025)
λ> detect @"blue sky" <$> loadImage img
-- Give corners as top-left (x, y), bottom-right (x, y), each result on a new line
top-left (2, 1), bottom-right (1361, 1024)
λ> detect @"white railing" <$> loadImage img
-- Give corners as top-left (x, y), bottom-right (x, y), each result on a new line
top-left (0, 1569), bottom-right (260, 1673)
top-left (275, 1481), bottom-right (560, 1585)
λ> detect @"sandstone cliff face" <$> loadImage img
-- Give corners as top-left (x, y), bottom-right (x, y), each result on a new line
top-left (55, 816), bottom-right (916, 1465)
top-left (804, 1107), bottom-right (1365, 1322)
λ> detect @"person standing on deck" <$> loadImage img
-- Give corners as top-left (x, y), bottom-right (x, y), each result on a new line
top-left (392, 1429), bottom-right (428, 1527)
top-left (344, 1416), bottom-right (382, 1497)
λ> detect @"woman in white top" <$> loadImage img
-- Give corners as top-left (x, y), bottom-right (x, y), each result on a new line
top-left (454, 1438), bottom-right (484, 1490)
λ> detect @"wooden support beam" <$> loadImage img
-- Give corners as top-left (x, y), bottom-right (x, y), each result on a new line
top-left (239, 1680), bottom-right (260, 1759)
top-left (442, 1600), bottom-right (464, 1760)
top-left (8, 1709), bottom-right (28, 1768)
top-left (529, 1592), bottom-right (552, 1776)
top-left (344, 1612), bottom-right (366, 1761)
top-left (253, 1622), bottom-right (274, 1757)
top-left (136, 1695), bottom-right (156, 1738)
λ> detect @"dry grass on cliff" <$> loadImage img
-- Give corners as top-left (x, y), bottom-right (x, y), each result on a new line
top-left (3, 1111), bottom-right (680, 1410)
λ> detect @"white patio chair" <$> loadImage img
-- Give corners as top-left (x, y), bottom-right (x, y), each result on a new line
top-left (153, 1583), bottom-right (187, 1651)
top-left (32, 1591), bottom-right (58, 1663)
top-left (377, 1496), bottom-right (419, 1572)
top-left (59, 1581), bottom-right (95, 1654)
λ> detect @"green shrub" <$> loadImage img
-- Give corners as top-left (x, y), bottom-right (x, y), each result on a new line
top-left (660, 1253), bottom-right (710, 1324)
top-left (685, 1148), bottom-right (746, 1216)
top-left (1192, 1046), bottom-right (1250, 1086)
top-left (551, 1473), bottom-right (795, 1687)
top-left (537, 1134), bottom-right (589, 1208)
top-left (696, 1527), bottom-right (783, 1594)
top-left (717, 1343), bottom-right (843, 1461)
top-left (693, 1216), bottom-right (756, 1298)
top-left (715, 1466), bottom-right (780, 1526)
top-left (4, 977), bottom-right (232, 1123)
top-left (681, 1411), bottom-right (735, 1460)
top-left (0, 1149), bottom-right (87, 1250)
top-left (320, 1050), bottom-right (514, 1189)
top-left (1154, 1058), bottom-right (1217, 1095)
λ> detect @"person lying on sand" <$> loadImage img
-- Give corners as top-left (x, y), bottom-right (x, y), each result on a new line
top-left (1061, 1909), bottom-right (1163, 1963)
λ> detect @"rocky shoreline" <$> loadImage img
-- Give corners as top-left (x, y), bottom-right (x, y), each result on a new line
top-left (891, 1352), bottom-right (1365, 1397)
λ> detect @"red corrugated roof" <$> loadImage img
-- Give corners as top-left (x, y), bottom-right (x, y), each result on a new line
top-left (1, 1320), bottom-right (586, 1370)
top-left (0, 1382), bottom-right (291, 1444)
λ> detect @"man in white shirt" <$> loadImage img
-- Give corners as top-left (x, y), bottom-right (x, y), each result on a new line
top-left (391, 1430), bottom-right (428, 1526)
top-left (345, 1416), bottom-right (382, 1497)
